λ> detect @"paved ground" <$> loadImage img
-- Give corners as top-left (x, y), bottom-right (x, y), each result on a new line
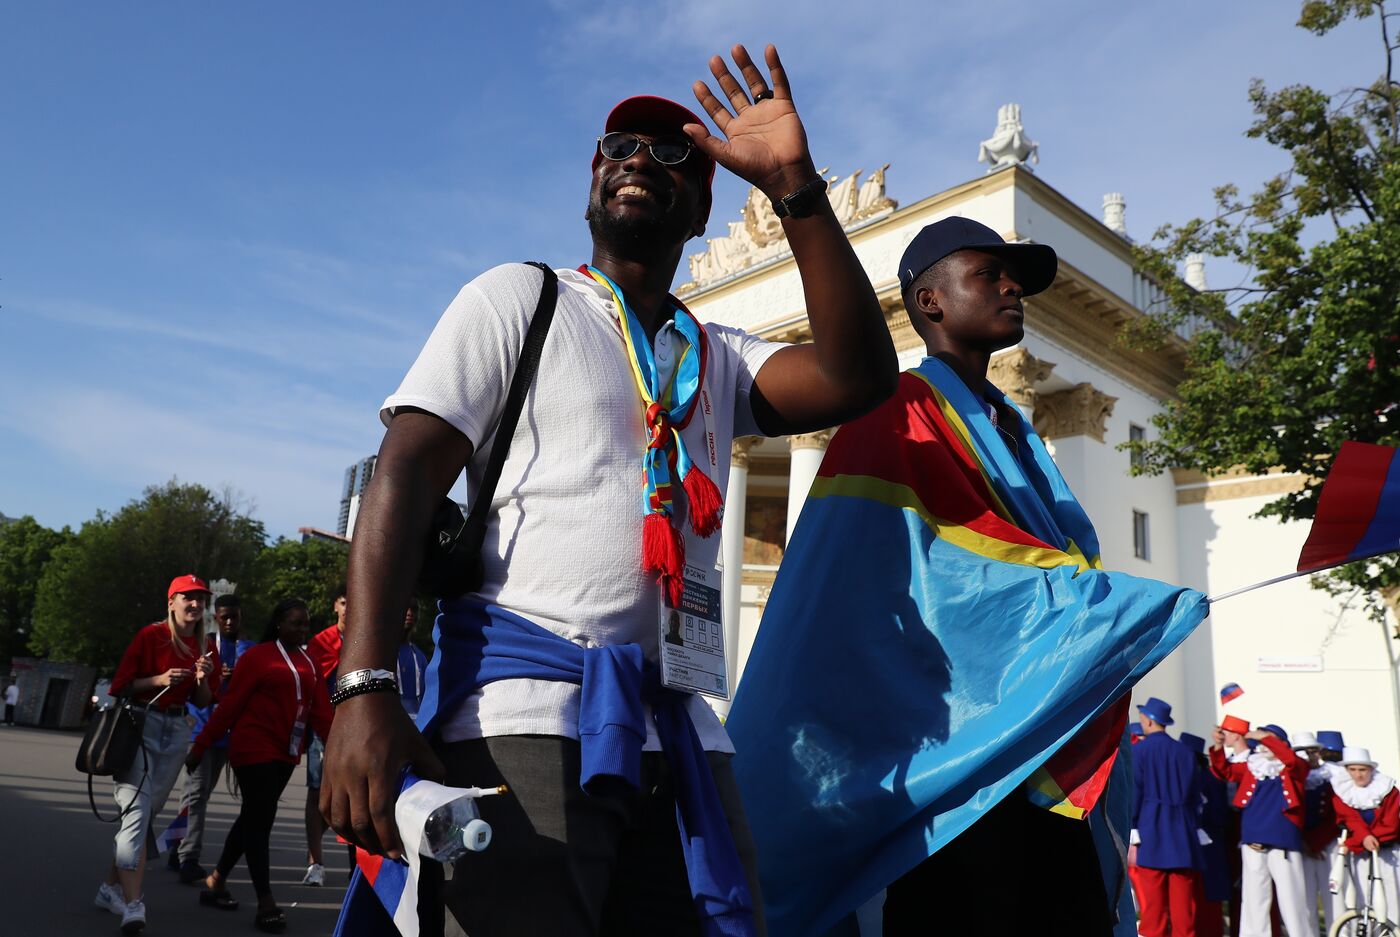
top-left (0, 725), bottom-right (352, 936)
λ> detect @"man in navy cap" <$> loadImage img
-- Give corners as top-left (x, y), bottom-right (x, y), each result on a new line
top-left (1128, 698), bottom-right (1204, 937)
top-left (872, 217), bottom-right (1130, 935)
top-left (322, 43), bottom-right (899, 936)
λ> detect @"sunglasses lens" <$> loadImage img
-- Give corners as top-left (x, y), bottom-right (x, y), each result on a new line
top-left (599, 132), bottom-right (640, 161)
top-left (649, 141), bottom-right (691, 165)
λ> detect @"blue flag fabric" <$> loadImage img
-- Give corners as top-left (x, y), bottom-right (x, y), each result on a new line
top-left (725, 358), bottom-right (1208, 936)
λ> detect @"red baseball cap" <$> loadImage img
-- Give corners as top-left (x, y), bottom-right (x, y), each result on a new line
top-left (593, 96), bottom-right (716, 213)
top-left (168, 574), bottom-right (211, 599)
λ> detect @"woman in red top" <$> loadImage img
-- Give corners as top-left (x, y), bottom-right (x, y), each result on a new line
top-left (94, 574), bottom-right (219, 937)
top-left (187, 598), bottom-right (332, 933)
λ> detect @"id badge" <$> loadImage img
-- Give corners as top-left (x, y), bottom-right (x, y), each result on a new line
top-left (289, 705), bottom-right (308, 758)
top-left (658, 562), bottom-right (729, 699)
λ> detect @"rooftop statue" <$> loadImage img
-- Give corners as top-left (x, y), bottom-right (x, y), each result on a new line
top-left (978, 103), bottom-right (1039, 173)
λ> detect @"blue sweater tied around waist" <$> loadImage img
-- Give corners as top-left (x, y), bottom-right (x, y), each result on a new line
top-left (397, 597), bottom-right (755, 936)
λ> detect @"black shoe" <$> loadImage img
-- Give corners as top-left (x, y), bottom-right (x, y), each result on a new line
top-left (179, 862), bottom-right (208, 885)
top-left (166, 850), bottom-right (180, 872)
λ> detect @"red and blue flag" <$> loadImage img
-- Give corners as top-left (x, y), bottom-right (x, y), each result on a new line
top-left (1220, 682), bottom-right (1244, 705)
top-left (1298, 441), bottom-right (1400, 573)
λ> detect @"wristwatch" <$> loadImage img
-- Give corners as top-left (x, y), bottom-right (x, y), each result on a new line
top-left (330, 668), bottom-right (398, 706)
top-left (772, 177), bottom-right (829, 219)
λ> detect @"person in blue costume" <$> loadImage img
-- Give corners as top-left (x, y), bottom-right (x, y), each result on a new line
top-left (1128, 698), bottom-right (1204, 937)
top-left (1178, 732), bottom-right (1231, 937)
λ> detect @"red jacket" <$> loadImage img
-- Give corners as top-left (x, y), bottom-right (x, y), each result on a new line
top-left (1304, 779), bottom-right (1343, 853)
top-left (307, 624), bottom-right (343, 685)
top-left (111, 622), bottom-right (222, 707)
top-left (1209, 736), bottom-right (1308, 829)
top-left (191, 641), bottom-right (333, 768)
top-left (1333, 786), bottom-right (1400, 854)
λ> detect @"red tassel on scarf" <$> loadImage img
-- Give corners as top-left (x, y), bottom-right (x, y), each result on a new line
top-left (683, 467), bottom-right (724, 538)
top-left (642, 512), bottom-right (686, 606)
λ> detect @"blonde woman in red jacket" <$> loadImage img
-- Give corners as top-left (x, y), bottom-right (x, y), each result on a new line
top-left (186, 598), bottom-right (333, 933)
top-left (1331, 747), bottom-right (1400, 916)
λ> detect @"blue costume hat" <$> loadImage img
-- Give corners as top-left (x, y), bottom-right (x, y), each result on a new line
top-left (1261, 723), bottom-right (1289, 745)
top-left (1178, 732), bottom-right (1206, 754)
top-left (1318, 730), bottom-right (1346, 751)
top-left (1136, 696), bottom-right (1175, 727)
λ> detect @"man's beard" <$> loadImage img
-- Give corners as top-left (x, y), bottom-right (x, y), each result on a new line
top-left (586, 192), bottom-right (695, 262)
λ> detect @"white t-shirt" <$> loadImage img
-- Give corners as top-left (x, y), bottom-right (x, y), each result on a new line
top-left (381, 264), bottom-right (786, 752)
top-left (4, 685), bottom-right (16, 706)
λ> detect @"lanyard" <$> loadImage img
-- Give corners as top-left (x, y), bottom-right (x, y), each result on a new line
top-left (274, 641), bottom-right (314, 704)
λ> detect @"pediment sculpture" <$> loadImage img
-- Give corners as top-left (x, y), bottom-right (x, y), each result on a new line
top-left (679, 165), bottom-right (898, 293)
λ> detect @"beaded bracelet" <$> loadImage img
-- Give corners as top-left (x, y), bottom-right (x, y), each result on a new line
top-left (330, 668), bottom-right (398, 706)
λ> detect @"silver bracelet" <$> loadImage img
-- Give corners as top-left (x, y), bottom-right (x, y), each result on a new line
top-left (331, 667), bottom-right (398, 706)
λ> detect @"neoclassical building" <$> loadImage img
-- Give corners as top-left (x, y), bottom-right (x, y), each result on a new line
top-left (687, 108), bottom-right (1400, 770)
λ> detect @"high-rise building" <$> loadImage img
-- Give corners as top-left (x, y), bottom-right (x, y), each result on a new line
top-left (338, 456), bottom-right (377, 537)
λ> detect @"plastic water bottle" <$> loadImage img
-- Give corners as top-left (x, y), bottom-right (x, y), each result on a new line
top-left (419, 784), bottom-right (507, 863)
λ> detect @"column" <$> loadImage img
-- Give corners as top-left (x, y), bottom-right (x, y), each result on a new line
top-left (716, 437), bottom-right (756, 718)
top-left (786, 429), bottom-right (833, 545)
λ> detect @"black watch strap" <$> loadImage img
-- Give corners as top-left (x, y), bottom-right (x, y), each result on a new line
top-left (772, 177), bottom-right (829, 219)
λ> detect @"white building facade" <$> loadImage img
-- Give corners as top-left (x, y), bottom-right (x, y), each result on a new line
top-left (682, 138), bottom-right (1400, 769)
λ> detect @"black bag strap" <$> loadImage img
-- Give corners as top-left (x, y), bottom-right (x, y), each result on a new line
top-left (86, 721), bottom-right (148, 823)
top-left (448, 261), bottom-right (558, 556)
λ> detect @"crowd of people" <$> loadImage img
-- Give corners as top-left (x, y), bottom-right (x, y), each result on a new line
top-left (1128, 695), bottom-right (1397, 936)
top-left (91, 574), bottom-right (426, 935)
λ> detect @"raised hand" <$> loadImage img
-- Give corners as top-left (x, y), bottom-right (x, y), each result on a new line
top-left (688, 44), bottom-right (817, 200)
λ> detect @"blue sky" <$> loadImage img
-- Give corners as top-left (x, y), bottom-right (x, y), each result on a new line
top-left (0, 2), bottom-right (1376, 538)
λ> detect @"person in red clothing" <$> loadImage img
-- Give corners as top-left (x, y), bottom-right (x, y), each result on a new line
top-left (1209, 724), bottom-right (1311, 937)
top-left (1330, 746), bottom-right (1400, 916)
top-left (300, 583), bottom-right (346, 886)
top-left (187, 598), bottom-right (332, 933)
top-left (94, 574), bottom-right (220, 937)
top-left (1293, 731), bottom-right (1344, 930)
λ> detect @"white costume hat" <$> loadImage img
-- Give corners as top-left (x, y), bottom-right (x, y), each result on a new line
top-left (1291, 731), bottom-right (1320, 750)
top-left (1342, 746), bottom-right (1378, 768)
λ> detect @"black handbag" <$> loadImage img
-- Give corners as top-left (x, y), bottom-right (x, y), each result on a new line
top-left (418, 262), bottom-right (558, 599)
top-left (75, 699), bottom-right (144, 777)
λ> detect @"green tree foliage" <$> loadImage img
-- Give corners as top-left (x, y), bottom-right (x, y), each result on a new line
top-left (246, 537), bottom-right (349, 635)
top-left (0, 517), bottom-right (72, 662)
top-left (1128, 0), bottom-right (1400, 616)
top-left (30, 480), bottom-right (266, 669)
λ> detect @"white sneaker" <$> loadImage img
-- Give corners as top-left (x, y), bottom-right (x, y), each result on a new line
top-left (301, 863), bottom-right (325, 886)
top-left (94, 882), bottom-right (126, 915)
top-left (120, 898), bottom-right (146, 934)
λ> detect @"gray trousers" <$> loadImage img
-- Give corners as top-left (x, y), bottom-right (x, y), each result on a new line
top-left (436, 735), bottom-right (767, 937)
top-left (177, 745), bottom-right (228, 865)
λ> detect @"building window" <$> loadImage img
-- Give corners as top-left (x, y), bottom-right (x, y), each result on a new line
top-left (1129, 424), bottom-right (1146, 470)
top-left (1133, 510), bottom-right (1151, 561)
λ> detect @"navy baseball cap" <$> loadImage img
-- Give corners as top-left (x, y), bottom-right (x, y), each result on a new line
top-left (898, 216), bottom-right (1058, 296)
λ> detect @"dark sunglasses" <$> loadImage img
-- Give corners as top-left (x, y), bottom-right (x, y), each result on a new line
top-left (596, 131), bottom-right (693, 166)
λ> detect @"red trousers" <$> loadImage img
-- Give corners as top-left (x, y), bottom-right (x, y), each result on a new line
top-left (1132, 866), bottom-right (1202, 937)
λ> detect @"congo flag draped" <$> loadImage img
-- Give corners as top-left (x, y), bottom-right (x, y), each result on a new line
top-left (726, 357), bottom-right (1208, 937)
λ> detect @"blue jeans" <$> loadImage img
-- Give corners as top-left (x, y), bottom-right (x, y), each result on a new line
top-left (112, 708), bottom-right (189, 870)
top-left (305, 734), bottom-right (324, 788)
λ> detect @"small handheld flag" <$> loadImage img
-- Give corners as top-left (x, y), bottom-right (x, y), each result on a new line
top-left (156, 805), bottom-right (188, 855)
top-left (1220, 682), bottom-right (1244, 705)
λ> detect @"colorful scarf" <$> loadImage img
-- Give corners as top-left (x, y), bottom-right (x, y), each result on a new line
top-left (583, 265), bottom-right (723, 605)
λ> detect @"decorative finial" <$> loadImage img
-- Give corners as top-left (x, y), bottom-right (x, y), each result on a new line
top-left (978, 104), bottom-right (1039, 174)
top-left (1102, 193), bottom-right (1127, 237)
top-left (1184, 253), bottom-right (1208, 291)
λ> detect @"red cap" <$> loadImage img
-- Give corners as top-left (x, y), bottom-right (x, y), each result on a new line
top-left (1220, 714), bottom-right (1250, 735)
top-left (168, 574), bottom-right (211, 599)
top-left (592, 96), bottom-right (716, 209)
